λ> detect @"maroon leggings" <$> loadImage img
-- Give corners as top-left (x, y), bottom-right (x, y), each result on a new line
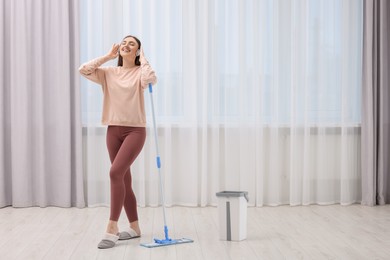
top-left (106, 126), bottom-right (146, 222)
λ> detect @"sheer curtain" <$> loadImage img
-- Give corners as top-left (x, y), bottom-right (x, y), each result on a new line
top-left (80, 0), bottom-right (363, 207)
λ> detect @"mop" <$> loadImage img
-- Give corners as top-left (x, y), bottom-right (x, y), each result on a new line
top-left (140, 83), bottom-right (194, 248)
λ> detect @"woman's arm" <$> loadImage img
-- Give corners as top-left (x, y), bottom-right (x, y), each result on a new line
top-left (139, 48), bottom-right (157, 88)
top-left (78, 44), bottom-right (119, 84)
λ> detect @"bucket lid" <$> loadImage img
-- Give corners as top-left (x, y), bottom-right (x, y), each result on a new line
top-left (216, 191), bottom-right (249, 201)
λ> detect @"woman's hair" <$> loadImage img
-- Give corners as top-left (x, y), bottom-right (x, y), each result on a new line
top-left (117, 35), bottom-right (141, 66)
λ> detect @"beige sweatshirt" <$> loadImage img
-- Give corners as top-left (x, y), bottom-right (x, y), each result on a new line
top-left (79, 56), bottom-right (157, 127)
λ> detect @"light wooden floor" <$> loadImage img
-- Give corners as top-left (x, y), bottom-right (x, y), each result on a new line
top-left (0, 204), bottom-right (389, 260)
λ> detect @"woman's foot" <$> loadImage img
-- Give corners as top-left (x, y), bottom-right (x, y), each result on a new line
top-left (130, 221), bottom-right (141, 236)
top-left (106, 220), bottom-right (119, 235)
top-left (97, 233), bottom-right (119, 249)
top-left (118, 221), bottom-right (141, 240)
top-left (97, 220), bottom-right (120, 249)
top-left (118, 227), bottom-right (140, 240)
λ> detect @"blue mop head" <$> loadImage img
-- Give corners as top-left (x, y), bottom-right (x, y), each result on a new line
top-left (140, 226), bottom-right (194, 248)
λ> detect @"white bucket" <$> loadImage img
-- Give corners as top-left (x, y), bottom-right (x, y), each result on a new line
top-left (216, 191), bottom-right (248, 241)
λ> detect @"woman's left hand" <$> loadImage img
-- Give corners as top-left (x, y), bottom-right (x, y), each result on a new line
top-left (139, 47), bottom-right (147, 63)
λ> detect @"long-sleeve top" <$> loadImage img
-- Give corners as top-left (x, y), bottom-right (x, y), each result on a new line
top-left (79, 56), bottom-right (157, 127)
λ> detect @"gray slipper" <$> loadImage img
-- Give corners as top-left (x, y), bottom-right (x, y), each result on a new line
top-left (97, 233), bottom-right (119, 249)
top-left (118, 227), bottom-right (140, 240)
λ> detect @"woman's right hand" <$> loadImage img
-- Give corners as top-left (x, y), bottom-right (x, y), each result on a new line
top-left (106, 44), bottom-right (120, 60)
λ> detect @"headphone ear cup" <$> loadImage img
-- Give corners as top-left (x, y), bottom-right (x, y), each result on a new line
top-left (136, 49), bottom-right (140, 56)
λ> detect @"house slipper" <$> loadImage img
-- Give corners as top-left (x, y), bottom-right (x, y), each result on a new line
top-left (118, 227), bottom-right (140, 240)
top-left (97, 233), bottom-right (119, 249)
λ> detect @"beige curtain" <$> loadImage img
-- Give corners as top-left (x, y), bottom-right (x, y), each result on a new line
top-left (0, 0), bottom-right (84, 207)
top-left (361, 0), bottom-right (390, 206)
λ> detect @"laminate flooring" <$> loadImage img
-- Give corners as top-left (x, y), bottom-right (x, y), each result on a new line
top-left (1, 204), bottom-right (389, 260)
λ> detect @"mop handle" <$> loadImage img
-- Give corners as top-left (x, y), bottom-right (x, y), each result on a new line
top-left (148, 83), bottom-right (161, 168)
top-left (148, 83), bottom-right (169, 238)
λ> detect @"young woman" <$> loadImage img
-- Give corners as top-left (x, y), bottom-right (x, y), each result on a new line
top-left (79, 35), bottom-right (157, 249)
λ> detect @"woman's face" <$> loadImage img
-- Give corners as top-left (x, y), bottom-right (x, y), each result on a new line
top-left (119, 37), bottom-right (139, 57)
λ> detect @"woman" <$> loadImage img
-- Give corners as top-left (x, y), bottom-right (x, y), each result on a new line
top-left (79, 35), bottom-right (157, 249)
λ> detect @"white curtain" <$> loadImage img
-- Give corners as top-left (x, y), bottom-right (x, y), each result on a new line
top-left (0, 0), bottom-right (84, 207)
top-left (80, 0), bottom-right (363, 207)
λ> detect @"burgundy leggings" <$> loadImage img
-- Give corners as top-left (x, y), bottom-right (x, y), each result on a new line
top-left (106, 126), bottom-right (146, 222)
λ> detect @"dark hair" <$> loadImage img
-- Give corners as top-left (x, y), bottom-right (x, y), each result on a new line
top-left (117, 35), bottom-right (141, 66)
